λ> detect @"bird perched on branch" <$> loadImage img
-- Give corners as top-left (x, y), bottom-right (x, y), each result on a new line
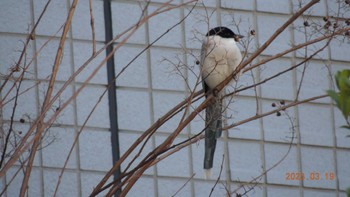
top-left (200, 26), bottom-right (243, 178)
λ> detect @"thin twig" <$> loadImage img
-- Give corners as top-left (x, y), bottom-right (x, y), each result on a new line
top-left (209, 154), bottom-right (225, 197)
top-left (89, 0), bottom-right (96, 55)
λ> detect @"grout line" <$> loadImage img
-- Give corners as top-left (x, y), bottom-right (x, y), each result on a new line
top-left (289, 1), bottom-right (304, 196)
top-left (29, 0), bottom-right (45, 195)
top-left (143, 3), bottom-right (159, 196)
top-left (66, 0), bottom-right (83, 195)
top-left (179, 0), bottom-right (196, 196)
top-left (324, 0), bottom-right (341, 195)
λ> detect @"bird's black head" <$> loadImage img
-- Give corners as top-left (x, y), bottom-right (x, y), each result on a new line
top-left (206, 26), bottom-right (244, 40)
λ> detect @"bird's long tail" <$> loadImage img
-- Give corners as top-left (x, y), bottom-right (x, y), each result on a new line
top-left (204, 96), bottom-right (222, 172)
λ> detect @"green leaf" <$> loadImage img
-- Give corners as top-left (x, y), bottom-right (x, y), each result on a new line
top-left (341, 125), bottom-right (350, 130)
top-left (327, 90), bottom-right (339, 106)
top-left (346, 187), bottom-right (350, 197)
top-left (335, 70), bottom-right (350, 93)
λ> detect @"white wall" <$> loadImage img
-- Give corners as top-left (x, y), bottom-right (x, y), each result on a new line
top-left (0, 0), bottom-right (349, 196)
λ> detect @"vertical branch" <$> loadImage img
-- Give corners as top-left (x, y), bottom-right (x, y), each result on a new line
top-left (19, 0), bottom-right (79, 196)
top-left (0, 81), bottom-right (23, 168)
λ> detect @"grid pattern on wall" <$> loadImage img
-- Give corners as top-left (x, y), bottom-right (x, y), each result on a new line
top-left (0, 0), bottom-right (350, 196)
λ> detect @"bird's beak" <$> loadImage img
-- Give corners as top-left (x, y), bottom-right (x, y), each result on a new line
top-left (234, 34), bottom-right (244, 42)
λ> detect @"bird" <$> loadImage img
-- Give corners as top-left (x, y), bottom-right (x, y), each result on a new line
top-left (200, 26), bottom-right (243, 178)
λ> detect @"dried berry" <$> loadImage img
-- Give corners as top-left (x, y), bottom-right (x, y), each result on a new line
top-left (19, 118), bottom-right (25, 123)
top-left (346, 0), bottom-right (350, 5)
top-left (323, 16), bottom-right (329, 22)
top-left (280, 100), bottom-right (285, 105)
top-left (30, 34), bottom-right (35, 40)
top-left (303, 21), bottom-right (310, 27)
top-left (346, 19), bottom-right (350, 26)
top-left (10, 66), bottom-right (20, 72)
top-left (324, 21), bottom-right (331, 29)
top-left (56, 107), bottom-right (60, 111)
top-left (333, 22), bottom-right (339, 29)
top-left (276, 111), bottom-right (281, 116)
top-left (250, 29), bottom-right (256, 36)
top-left (272, 103), bottom-right (276, 107)
top-left (195, 60), bottom-right (200, 65)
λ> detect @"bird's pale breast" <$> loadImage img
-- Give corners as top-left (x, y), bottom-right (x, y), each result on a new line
top-left (201, 36), bottom-right (242, 89)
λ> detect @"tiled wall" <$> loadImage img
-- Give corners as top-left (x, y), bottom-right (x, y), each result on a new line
top-left (0, 0), bottom-right (349, 196)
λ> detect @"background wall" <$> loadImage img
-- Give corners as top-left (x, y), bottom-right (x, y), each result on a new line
top-left (0, 0), bottom-right (349, 196)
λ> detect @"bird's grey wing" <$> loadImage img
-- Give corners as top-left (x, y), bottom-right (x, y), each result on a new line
top-left (201, 42), bottom-right (223, 170)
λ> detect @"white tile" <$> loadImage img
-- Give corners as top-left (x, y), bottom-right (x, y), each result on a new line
top-left (2, 123), bottom-right (42, 167)
top-left (34, 0), bottom-right (68, 36)
top-left (152, 92), bottom-right (187, 132)
top-left (2, 80), bottom-right (38, 121)
top-left (117, 89), bottom-right (151, 131)
top-left (265, 144), bottom-right (299, 186)
top-left (148, 5), bottom-right (182, 47)
top-left (301, 146), bottom-right (336, 189)
top-left (158, 178), bottom-right (192, 197)
top-left (38, 82), bottom-right (75, 125)
top-left (293, 18), bottom-right (330, 59)
top-left (111, 2), bottom-right (146, 44)
top-left (267, 186), bottom-right (300, 197)
top-left (151, 0), bottom-right (181, 4)
top-left (298, 104), bottom-right (333, 146)
top-left (292, 0), bottom-right (327, 16)
top-left (328, 0), bottom-right (350, 18)
top-left (118, 132), bottom-right (154, 175)
top-left (303, 189), bottom-right (337, 197)
top-left (43, 170), bottom-right (79, 197)
top-left (337, 149), bottom-right (350, 190)
top-left (257, 0), bottom-right (290, 14)
top-left (150, 48), bottom-right (186, 91)
top-left (0, 0), bottom-right (31, 34)
top-left (221, 0), bottom-right (255, 10)
top-left (184, 49), bottom-right (202, 91)
top-left (0, 35), bottom-right (35, 79)
top-left (334, 109), bottom-right (350, 148)
top-left (260, 58), bottom-right (294, 100)
top-left (228, 141), bottom-right (263, 182)
top-left (80, 171), bottom-right (112, 197)
top-left (79, 130), bottom-right (113, 171)
top-left (257, 14), bottom-right (292, 56)
top-left (231, 183), bottom-right (265, 197)
top-left (114, 46), bottom-right (148, 88)
top-left (296, 60), bottom-right (331, 103)
top-left (73, 41), bottom-right (108, 85)
top-left (36, 38), bottom-right (72, 81)
top-left (6, 167), bottom-right (42, 196)
top-left (184, 8), bottom-right (218, 49)
top-left (155, 135), bottom-right (191, 178)
top-left (127, 176), bottom-right (156, 197)
top-left (195, 180), bottom-right (230, 196)
top-left (262, 100), bottom-right (297, 143)
top-left (76, 85), bottom-right (110, 128)
top-left (71, 0), bottom-right (105, 41)
top-left (227, 97), bottom-right (261, 140)
top-left (330, 39), bottom-right (350, 62)
top-left (42, 127), bottom-right (77, 169)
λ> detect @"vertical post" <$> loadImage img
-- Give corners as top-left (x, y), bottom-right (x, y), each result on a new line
top-left (103, 0), bottom-right (121, 196)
